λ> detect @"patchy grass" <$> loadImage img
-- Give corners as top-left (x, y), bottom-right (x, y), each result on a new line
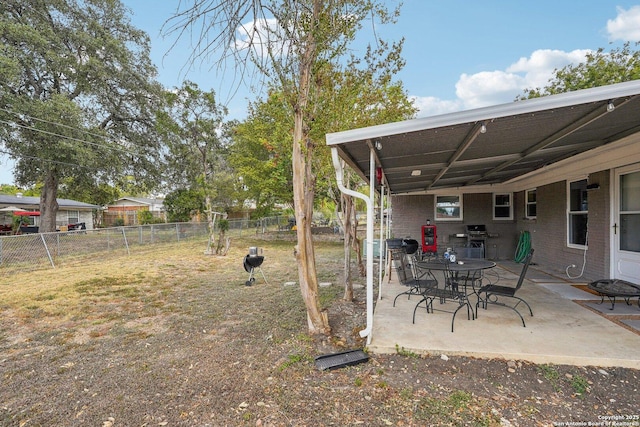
top-left (0, 235), bottom-right (637, 426)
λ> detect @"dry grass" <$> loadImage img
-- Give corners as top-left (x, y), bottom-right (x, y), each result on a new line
top-left (2, 235), bottom-right (638, 426)
top-left (0, 236), bottom-right (344, 346)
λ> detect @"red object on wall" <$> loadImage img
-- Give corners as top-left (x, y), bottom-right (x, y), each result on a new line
top-left (421, 225), bottom-right (437, 254)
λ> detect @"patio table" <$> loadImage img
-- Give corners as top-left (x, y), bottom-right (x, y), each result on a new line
top-left (413, 258), bottom-right (496, 331)
top-left (417, 259), bottom-right (496, 275)
top-left (416, 258), bottom-right (497, 299)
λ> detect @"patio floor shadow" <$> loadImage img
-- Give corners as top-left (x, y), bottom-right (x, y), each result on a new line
top-left (369, 262), bottom-right (640, 369)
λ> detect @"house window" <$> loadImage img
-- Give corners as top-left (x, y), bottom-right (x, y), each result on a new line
top-left (67, 210), bottom-right (80, 224)
top-left (525, 189), bottom-right (537, 219)
top-left (493, 193), bottom-right (513, 220)
top-left (435, 195), bottom-right (462, 221)
top-left (568, 179), bottom-right (588, 247)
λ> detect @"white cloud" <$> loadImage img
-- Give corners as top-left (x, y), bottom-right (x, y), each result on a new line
top-left (412, 48), bottom-right (591, 117)
top-left (234, 18), bottom-right (289, 57)
top-left (411, 96), bottom-right (462, 118)
top-left (607, 5), bottom-right (640, 42)
top-left (506, 49), bottom-right (592, 89)
top-left (455, 70), bottom-right (526, 109)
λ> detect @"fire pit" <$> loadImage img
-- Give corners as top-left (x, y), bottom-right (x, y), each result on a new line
top-left (588, 279), bottom-right (640, 310)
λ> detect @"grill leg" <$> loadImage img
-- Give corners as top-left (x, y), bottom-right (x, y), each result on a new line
top-left (246, 268), bottom-right (256, 286)
top-left (257, 267), bottom-right (268, 285)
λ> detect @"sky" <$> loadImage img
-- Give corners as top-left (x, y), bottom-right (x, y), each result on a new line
top-left (2, 0), bottom-right (640, 185)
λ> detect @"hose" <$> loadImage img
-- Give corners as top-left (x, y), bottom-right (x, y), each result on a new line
top-left (514, 230), bottom-right (531, 263)
top-left (566, 229), bottom-right (589, 279)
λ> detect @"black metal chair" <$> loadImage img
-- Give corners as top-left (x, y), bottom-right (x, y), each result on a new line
top-left (392, 249), bottom-right (438, 306)
top-left (475, 248), bottom-right (534, 327)
top-left (412, 260), bottom-right (475, 332)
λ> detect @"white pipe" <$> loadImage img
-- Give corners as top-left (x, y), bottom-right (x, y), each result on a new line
top-left (378, 182), bottom-right (385, 301)
top-left (331, 147), bottom-right (375, 343)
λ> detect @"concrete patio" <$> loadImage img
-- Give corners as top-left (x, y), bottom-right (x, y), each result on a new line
top-left (368, 261), bottom-right (640, 369)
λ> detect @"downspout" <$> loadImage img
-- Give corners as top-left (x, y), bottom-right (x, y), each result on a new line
top-left (331, 147), bottom-right (375, 344)
top-left (378, 181), bottom-right (385, 301)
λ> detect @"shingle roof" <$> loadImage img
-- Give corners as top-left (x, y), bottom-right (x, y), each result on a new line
top-left (0, 194), bottom-right (99, 209)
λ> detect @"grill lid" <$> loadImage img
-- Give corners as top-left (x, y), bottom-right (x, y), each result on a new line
top-left (466, 224), bottom-right (486, 233)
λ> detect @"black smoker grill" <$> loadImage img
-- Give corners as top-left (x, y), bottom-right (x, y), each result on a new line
top-left (243, 247), bottom-right (268, 286)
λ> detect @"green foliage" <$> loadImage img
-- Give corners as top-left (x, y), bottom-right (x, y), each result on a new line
top-left (395, 344), bottom-right (420, 358)
top-left (229, 92), bottom-right (295, 211)
top-left (58, 179), bottom-right (120, 208)
top-left (539, 364), bottom-right (561, 391)
top-left (137, 210), bottom-right (154, 225)
top-left (278, 353), bottom-right (312, 371)
top-left (217, 219), bottom-right (229, 232)
top-left (571, 374), bottom-right (590, 396)
top-left (164, 188), bottom-right (203, 222)
top-left (521, 42), bottom-right (640, 99)
top-left (230, 59), bottom-right (417, 213)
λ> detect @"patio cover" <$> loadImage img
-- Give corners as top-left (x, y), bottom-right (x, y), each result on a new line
top-left (326, 80), bottom-right (640, 195)
top-left (326, 80), bottom-right (640, 344)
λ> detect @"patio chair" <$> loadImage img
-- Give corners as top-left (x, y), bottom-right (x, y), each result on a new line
top-left (412, 260), bottom-right (475, 332)
top-left (475, 248), bottom-right (535, 327)
top-left (392, 249), bottom-right (438, 307)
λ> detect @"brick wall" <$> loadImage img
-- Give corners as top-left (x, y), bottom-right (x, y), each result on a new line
top-left (391, 193), bottom-right (519, 260)
top-left (390, 171), bottom-right (611, 278)
top-left (514, 171), bottom-right (610, 280)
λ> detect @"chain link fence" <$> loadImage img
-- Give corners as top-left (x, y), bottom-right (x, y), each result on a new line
top-left (0, 215), bottom-right (340, 275)
top-left (0, 222), bottom-right (209, 274)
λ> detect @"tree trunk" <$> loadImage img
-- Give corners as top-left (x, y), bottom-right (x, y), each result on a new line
top-left (204, 194), bottom-right (215, 255)
top-left (289, 0), bottom-right (330, 336)
top-left (351, 205), bottom-right (364, 277)
top-left (39, 171), bottom-right (59, 233)
top-left (292, 118), bottom-right (330, 335)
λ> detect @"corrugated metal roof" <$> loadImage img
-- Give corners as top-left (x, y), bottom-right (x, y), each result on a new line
top-left (326, 80), bottom-right (640, 194)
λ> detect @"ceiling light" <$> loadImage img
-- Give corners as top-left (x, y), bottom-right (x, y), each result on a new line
top-left (374, 140), bottom-right (382, 150)
top-left (480, 123), bottom-right (487, 134)
top-left (607, 101), bottom-right (615, 112)
top-left (411, 170), bottom-right (421, 176)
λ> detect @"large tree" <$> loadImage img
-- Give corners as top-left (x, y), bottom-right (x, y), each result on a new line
top-left (165, 0), bottom-right (403, 334)
top-left (0, 0), bottom-right (164, 232)
top-left (158, 81), bottom-right (237, 254)
top-left (230, 90), bottom-right (297, 216)
top-left (232, 62), bottom-right (416, 299)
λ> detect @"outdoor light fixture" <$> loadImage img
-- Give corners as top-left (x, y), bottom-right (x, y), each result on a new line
top-left (411, 170), bottom-right (421, 176)
top-left (480, 123), bottom-right (487, 134)
top-left (374, 139), bottom-right (382, 150)
top-left (607, 101), bottom-right (615, 112)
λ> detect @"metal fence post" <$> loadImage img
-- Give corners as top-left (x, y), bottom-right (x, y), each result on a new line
top-left (122, 227), bottom-right (130, 255)
top-left (40, 233), bottom-right (55, 268)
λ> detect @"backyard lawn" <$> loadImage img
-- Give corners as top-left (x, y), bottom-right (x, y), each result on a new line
top-left (0, 236), bottom-right (637, 426)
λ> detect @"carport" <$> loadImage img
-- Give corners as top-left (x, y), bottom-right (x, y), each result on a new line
top-left (326, 80), bottom-right (640, 344)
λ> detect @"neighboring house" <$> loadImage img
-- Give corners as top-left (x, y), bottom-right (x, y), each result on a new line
top-left (328, 80), bottom-right (640, 286)
top-left (0, 193), bottom-right (99, 231)
top-left (104, 197), bottom-right (166, 226)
